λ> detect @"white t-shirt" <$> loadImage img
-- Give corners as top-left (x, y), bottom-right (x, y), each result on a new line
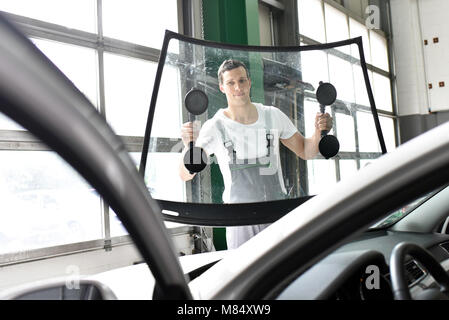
top-left (196, 103), bottom-right (298, 203)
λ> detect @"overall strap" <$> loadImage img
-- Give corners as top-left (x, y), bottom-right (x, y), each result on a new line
top-left (264, 106), bottom-right (274, 156)
top-left (216, 117), bottom-right (236, 162)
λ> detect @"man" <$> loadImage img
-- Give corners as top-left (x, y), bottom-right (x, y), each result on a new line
top-left (179, 59), bottom-right (332, 249)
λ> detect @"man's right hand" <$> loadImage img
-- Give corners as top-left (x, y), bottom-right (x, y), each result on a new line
top-left (181, 121), bottom-right (199, 147)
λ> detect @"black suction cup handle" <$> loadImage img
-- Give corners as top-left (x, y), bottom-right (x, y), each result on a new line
top-left (183, 88), bottom-right (209, 174)
top-left (321, 129), bottom-right (329, 137)
top-left (184, 146), bottom-right (207, 174)
top-left (319, 104), bottom-right (328, 137)
top-left (316, 81), bottom-right (336, 138)
top-left (186, 138), bottom-right (195, 174)
top-left (320, 104), bottom-right (325, 114)
top-left (316, 81), bottom-right (339, 159)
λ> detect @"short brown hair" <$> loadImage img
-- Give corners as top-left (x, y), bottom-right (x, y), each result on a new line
top-left (217, 59), bottom-right (250, 84)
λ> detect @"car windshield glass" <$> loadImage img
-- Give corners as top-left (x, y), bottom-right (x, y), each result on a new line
top-left (140, 31), bottom-right (386, 225)
top-left (370, 188), bottom-right (441, 229)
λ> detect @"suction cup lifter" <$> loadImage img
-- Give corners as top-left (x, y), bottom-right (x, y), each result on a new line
top-left (185, 88), bottom-right (209, 116)
top-left (183, 88), bottom-right (208, 174)
top-left (316, 81), bottom-right (340, 159)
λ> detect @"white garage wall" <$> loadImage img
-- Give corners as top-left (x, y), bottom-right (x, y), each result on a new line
top-left (390, 0), bottom-right (449, 115)
top-left (389, 0), bottom-right (428, 116)
top-left (418, 0), bottom-right (449, 112)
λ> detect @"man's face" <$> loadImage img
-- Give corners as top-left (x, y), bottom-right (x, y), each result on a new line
top-left (219, 66), bottom-right (251, 105)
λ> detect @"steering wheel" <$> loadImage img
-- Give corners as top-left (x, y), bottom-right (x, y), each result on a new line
top-left (390, 242), bottom-right (449, 300)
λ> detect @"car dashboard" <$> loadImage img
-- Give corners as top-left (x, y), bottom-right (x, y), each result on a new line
top-left (276, 230), bottom-right (449, 300)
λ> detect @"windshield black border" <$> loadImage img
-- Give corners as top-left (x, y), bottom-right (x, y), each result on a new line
top-left (139, 30), bottom-right (387, 226)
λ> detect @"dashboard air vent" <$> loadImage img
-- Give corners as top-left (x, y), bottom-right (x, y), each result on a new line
top-left (404, 260), bottom-right (425, 286)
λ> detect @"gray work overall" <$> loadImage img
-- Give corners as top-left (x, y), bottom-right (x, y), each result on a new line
top-left (217, 107), bottom-right (287, 249)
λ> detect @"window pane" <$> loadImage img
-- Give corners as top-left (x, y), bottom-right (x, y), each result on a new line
top-left (104, 53), bottom-right (157, 137)
top-left (32, 38), bottom-right (98, 108)
top-left (336, 113), bottom-right (355, 152)
top-left (112, 152), bottom-right (145, 237)
top-left (297, 0), bottom-right (325, 42)
top-left (372, 72), bottom-right (393, 112)
top-left (353, 65), bottom-right (372, 107)
top-left (0, 113), bottom-right (25, 131)
top-left (102, 0), bottom-right (179, 49)
top-left (370, 31), bottom-right (389, 71)
top-left (151, 65), bottom-right (182, 139)
top-left (145, 152), bottom-right (185, 201)
top-left (307, 160), bottom-right (336, 194)
top-left (324, 4), bottom-right (349, 54)
top-left (304, 100), bottom-right (318, 137)
top-left (379, 116), bottom-right (396, 152)
top-left (300, 50), bottom-right (329, 90)
top-left (328, 54), bottom-right (355, 103)
top-left (0, 151), bottom-right (102, 254)
top-left (357, 111), bottom-right (382, 152)
top-left (339, 159), bottom-right (358, 180)
top-left (109, 152), bottom-right (185, 237)
top-left (0, 0), bottom-right (96, 33)
top-left (110, 208), bottom-right (128, 237)
top-left (349, 18), bottom-right (371, 64)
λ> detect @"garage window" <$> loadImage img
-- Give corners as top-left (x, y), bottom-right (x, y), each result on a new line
top-left (298, 0), bottom-right (397, 185)
top-left (0, 1), bottom-right (182, 263)
top-left (0, 151), bottom-right (103, 255)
